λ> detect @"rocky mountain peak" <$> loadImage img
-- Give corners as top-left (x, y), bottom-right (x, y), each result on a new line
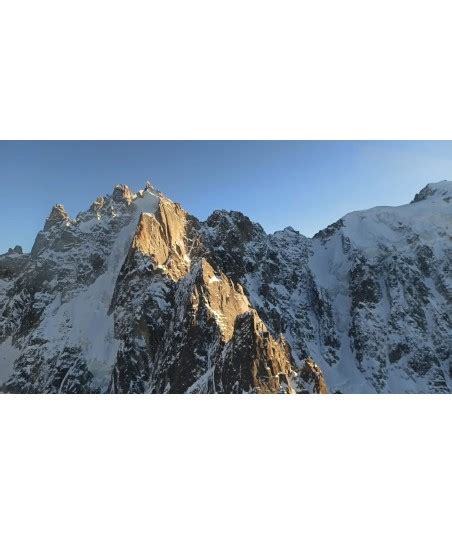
top-left (143, 180), bottom-right (157, 192)
top-left (89, 196), bottom-right (105, 212)
top-left (43, 204), bottom-right (71, 231)
top-left (282, 226), bottom-right (298, 234)
top-left (112, 184), bottom-right (135, 204)
top-left (7, 245), bottom-right (23, 255)
top-left (128, 196), bottom-right (192, 282)
top-left (411, 180), bottom-right (452, 204)
top-left (191, 258), bottom-right (251, 342)
top-left (312, 218), bottom-right (345, 243)
top-left (206, 209), bottom-right (265, 241)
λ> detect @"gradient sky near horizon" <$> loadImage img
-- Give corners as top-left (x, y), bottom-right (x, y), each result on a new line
top-left (0, 140), bottom-right (451, 253)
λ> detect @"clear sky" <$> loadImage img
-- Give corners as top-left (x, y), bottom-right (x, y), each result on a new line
top-left (0, 141), bottom-right (451, 253)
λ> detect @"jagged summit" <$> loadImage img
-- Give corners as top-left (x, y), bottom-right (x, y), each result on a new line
top-left (44, 204), bottom-right (71, 231)
top-left (112, 184), bottom-right (136, 204)
top-left (143, 179), bottom-right (160, 193)
top-left (273, 226), bottom-right (305, 239)
top-left (6, 246), bottom-right (23, 255)
top-left (282, 226), bottom-right (298, 233)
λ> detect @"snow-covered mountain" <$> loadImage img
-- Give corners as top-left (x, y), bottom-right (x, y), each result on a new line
top-left (0, 180), bottom-right (450, 393)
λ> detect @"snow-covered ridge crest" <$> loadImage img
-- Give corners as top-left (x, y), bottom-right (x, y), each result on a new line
top-left (312, 179), bottom-right (451, 253)
top-left (411, 179), bottom-right (452, 203)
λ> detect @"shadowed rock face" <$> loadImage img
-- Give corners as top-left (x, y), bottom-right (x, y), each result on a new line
top-left (215, 310), bottom-right (299, 394)
top-left (2, 180), bottom-right (449, 394)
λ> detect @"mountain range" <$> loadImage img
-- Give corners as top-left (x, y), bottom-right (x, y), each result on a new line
top-left (0, 180), bottom-right (450, 393)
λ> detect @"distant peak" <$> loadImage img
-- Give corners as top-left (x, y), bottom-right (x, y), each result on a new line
top-left (144, 180), bottom-right (154, 191)
top-left (411, 180), bottom-right (452, 204)
top-left (282, 226), bottom-right (299, 234)
top-left (272, 226), bottom-right (306, 241)
top-left (7, 245), bottom-right (23, 255)
top-left (138, 180), bottom-right (164, 199)
top-left (206, 210), bottom-right (265, 236)
top-left (90, 196), bottom-right (105, 212)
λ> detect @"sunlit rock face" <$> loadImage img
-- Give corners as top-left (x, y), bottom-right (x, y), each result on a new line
top-left (112, 184), bottom-right (135, 204)
top-left (1, 180), bottom-right (450, 393)
top-left (150, 259), bottom-right (303, 394)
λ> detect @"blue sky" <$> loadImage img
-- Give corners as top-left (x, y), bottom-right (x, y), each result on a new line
top-left (0, 141), bottom-right (451, 253)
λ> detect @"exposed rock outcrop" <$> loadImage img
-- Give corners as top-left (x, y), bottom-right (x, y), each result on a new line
top-left (214, 310), bottom-right (299, 394)
top-left (7, 246), bottom-right (23, 255)
top-left (130, 198), bottom-right (191, 281)
top-left (44, 204), bottom-right (71, 231)
top-left (112, 184), bottom-right (135, 204)
top-left (151, 259), bottom-right (251, 393)
top-left (296, 356), bottom-right (329, 394)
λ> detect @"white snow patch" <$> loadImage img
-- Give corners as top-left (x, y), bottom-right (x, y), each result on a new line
top-left (0, 337), bottom-right (20, 388)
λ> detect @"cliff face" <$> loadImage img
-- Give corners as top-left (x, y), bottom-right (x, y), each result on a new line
top-left (151, 259), bottom-right (304, 394)
top-left (1, 179), bottom-right (450, 393)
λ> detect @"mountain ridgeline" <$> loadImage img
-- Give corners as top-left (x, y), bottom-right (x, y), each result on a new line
top-left (0, 180), bottom-right (450, 393)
